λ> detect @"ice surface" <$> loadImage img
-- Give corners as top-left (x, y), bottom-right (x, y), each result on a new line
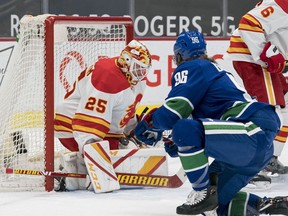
top-left (1, 146), bottom-right (288, 216)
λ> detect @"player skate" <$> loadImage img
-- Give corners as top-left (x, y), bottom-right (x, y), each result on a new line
top-left (257, 196), bottom-right (288, 215)
top-left (246, 173), bottom-right (272, 191)
top-left (264, 156), bottom-right (288, 175)
top-left (246, 156), bottom-right (288, 191)
top-left (247, 157), bottom-right (288, 191)
top-left (176, 186), bottom-right (218, 215)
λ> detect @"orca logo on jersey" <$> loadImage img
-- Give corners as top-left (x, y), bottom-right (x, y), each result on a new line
top-left (119, 94), bottom-right (143, 128)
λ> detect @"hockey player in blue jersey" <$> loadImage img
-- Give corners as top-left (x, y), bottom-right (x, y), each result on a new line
top-left (134, 30), bottom-right (288, 215)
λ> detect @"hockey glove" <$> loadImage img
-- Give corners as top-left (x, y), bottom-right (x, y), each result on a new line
top-left (134, 108), bottom-right (163, 146)
top-left (163, 137), bottom-right (178, 158)
top-left (260, 42), bottom-right (285, 74)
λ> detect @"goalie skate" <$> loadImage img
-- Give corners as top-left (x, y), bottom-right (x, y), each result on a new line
top-left (244, 174), bottom-right (271, 191)
top-left (176, 186), bottom-right (218, 215)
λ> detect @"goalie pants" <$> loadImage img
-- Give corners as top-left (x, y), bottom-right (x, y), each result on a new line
top-left (173, 105), bottom-right (281, 205)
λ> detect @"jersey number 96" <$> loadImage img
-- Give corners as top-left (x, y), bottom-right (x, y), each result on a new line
top-left (174, 70), bottom-right (188, 86)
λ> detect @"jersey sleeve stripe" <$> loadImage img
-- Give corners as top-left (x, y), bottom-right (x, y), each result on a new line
top-left (165, 97), bottom-right (193, 119)
top-left (74, 113), bottom-right (110, 128)
top-left (54, 125), bottom-right (73, 132)
top-left (72, 114), bottom-right (110, 138)
top-left (72, 124), bottom-right (107, 138)
top-left (227, 36), bottom-right (251, 54)
top-left (54, 114), bottom-right (73, 132)
top-left (55, 113), bottom-right (72, 124)
top-left (239, 14), bottom-right (264, 33)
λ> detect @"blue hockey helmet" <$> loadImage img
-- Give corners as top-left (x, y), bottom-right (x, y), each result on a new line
top-left (173, 30), bottom-right (207, 65)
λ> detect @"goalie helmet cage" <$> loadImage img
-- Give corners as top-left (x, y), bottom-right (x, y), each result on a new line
top-left (0, 14), bottom-right (133, 192)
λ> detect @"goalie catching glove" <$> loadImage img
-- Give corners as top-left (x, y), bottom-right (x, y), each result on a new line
top-left (134, 108), bottom-right (164, 146)
top-left (260, 41), bottom-right (285, 74)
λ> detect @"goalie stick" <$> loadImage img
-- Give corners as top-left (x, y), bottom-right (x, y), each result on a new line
top-left (5, 167), bottom-right (186, 188)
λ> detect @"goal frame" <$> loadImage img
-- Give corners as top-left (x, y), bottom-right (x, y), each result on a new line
top-left (43, 16), bottom-right (133, 191)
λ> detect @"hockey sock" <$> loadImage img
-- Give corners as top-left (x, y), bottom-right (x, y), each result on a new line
top-left (247, 193), bottom-right (261, 209)
top-left (178, 146), bottom-right (209, 191)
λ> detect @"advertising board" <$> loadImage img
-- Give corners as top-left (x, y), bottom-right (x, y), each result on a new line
top-left (0, 38), bottom-right (240, 107)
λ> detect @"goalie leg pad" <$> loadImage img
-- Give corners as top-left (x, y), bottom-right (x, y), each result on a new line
top-left (83, 141), bottom-right (120, 193)
top-left (76, 153), bottom-right (88, 190)
top-left (59, 151), bottom-right (87, 191)
top-left (111, 148), bottom-right (168, 176)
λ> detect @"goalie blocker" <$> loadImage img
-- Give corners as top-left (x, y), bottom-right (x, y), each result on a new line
top-left (61, 140), bottom-right (169, 193)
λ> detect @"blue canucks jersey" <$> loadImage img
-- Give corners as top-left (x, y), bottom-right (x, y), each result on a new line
top-left (152, 58), bottom-right (271, 130)
top-left (150, 58), bottom-right (280, 208)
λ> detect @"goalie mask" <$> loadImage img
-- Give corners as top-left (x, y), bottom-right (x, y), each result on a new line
top-left (173, 30), bottom-right (207, 66)
top-left (117, 40), bottom-right (152, 86)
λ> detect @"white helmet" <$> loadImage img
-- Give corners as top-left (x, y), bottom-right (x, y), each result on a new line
top-left (117, 40), bottom-right (152, 86)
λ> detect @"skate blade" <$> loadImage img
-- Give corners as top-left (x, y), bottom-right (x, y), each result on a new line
top-left (201, 209), bottom-right (217, 216)
top-left (242, 181), bottom-right (271, 191)
top-left (265, 172), bottom-right (279, 178)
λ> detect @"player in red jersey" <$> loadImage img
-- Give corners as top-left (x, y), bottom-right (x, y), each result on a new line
top-left (225, 0), bottom-right (288, 179)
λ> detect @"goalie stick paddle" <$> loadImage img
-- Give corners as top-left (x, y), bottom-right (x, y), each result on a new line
top-left (5, 167), bottom-right (186, 188)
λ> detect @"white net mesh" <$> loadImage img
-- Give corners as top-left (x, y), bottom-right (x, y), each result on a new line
top-left (0, 14), bottom-right (131, 191)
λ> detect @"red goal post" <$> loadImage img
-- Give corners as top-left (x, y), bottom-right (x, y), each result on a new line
top-left (0, 15), bottom-right (133, 191)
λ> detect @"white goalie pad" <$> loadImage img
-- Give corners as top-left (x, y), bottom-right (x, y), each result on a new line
top-left (110, 148), bottom-right (168, 176)
top-left (83, 141), bottom-right (120, 193)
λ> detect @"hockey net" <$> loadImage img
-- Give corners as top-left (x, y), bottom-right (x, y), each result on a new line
top-left (0, 14), bottom-right (133, 191)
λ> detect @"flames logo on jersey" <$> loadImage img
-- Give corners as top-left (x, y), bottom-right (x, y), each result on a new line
top-left (119, 94), bottom-right (143, 128)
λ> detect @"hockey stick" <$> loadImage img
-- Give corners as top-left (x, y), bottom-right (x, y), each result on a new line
top-left (5, 167), bottom-right (186, 188)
